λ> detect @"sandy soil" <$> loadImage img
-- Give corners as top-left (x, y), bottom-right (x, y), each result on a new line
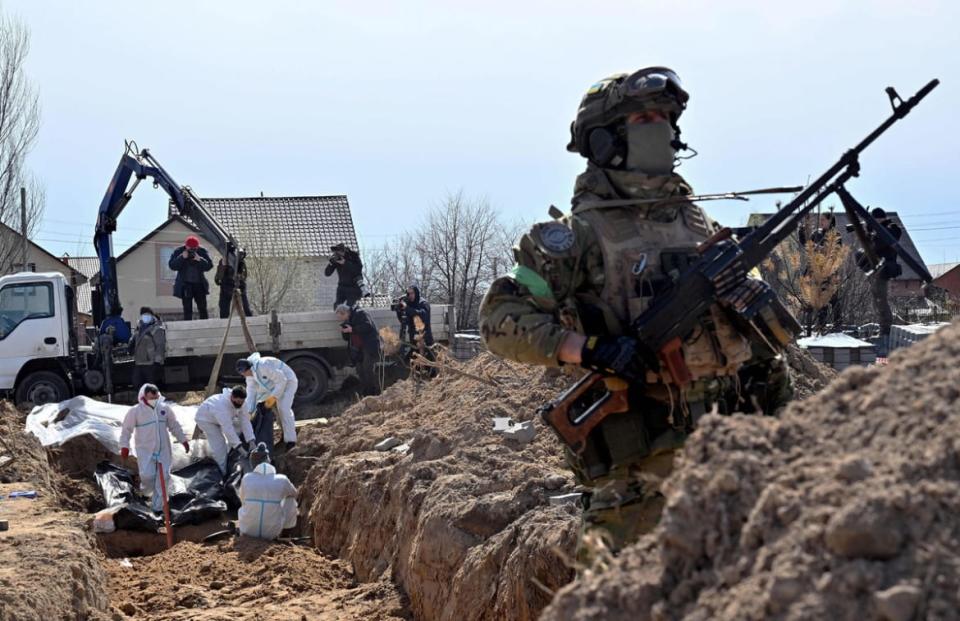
top-left (0, 485), bottom-right (108, 620)
top-left (105, 537), bottom-right (410, 620)
top-left (295, 353), bottom-right (582, 621)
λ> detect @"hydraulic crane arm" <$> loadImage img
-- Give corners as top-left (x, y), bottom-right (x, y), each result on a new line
top-left (93, 141), bottom-right (244, 342)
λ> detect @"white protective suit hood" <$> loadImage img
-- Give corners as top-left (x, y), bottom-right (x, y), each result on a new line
top-left (137, 383), bottom-right (161, 405)
top-left (238, 461), bottom-right (298, 540)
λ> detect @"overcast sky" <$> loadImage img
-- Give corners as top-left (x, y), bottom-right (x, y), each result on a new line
top-left (6, 0), bottom-right (959, 265)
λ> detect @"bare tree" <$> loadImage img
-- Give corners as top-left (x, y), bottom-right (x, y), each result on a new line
top-left (365, 190), bottom-right (520, 329)
top-left (0, 12), bottom-right (43, 274)
top-left (364, 232), bottom-right (436, 306)
top-left (233, 224), bottom-right (309, 314)
top-left (761, 214), bottom-right (854, 334)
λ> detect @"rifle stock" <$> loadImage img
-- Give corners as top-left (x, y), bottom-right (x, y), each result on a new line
top-left (538, 373), bottom-right (629, 454)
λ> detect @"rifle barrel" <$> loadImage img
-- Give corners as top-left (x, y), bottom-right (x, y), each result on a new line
top-left (743, 79), bottom-right (939, 268)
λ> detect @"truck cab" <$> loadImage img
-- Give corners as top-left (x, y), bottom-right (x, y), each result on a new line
top-left (0, 271), bottom-right (78, 405)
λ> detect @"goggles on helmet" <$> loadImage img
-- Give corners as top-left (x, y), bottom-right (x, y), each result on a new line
top-left (611, 67), bottom-right (688, 113)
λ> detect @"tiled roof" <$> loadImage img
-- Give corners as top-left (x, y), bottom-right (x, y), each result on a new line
top-left (171, 195), bottom-right (357, 257)
top-left (61, 255), bottom-right (100, 314)
top-left (747, 211), bottom-right (929, 281)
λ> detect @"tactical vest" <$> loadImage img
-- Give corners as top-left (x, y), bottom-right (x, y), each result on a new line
top-left (570, 197), bottom-right (753, 385)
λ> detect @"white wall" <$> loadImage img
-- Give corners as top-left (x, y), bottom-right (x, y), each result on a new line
top-left (116, 221), bottom-right (340, 322)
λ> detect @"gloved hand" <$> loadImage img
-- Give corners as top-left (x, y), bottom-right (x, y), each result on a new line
top-left (264, 396), bottom-right (278, 409)
top-left (182, 441), bottom-right (191, 453)
top-left (580, 335), bottom-right (647, 380)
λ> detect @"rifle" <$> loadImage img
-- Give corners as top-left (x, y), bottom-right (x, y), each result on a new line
top-left (541, 79), bottom-right (940, 453)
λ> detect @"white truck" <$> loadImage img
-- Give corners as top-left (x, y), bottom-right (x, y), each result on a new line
top-left (0, 271), bottom-right (452, 406)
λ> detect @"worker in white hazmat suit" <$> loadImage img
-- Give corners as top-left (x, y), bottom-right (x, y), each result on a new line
top-left (236, 353), bottom-right (298, 449)
top-left (194, 385), bottom-right (257, 473)
top-left (238, 442), bottom-right (298, 539)
top-left (119, 384), bottom-right (190, 512)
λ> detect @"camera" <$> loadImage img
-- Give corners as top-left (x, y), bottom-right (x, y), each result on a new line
top-left (390, 297), bottom-right (406, 313)
top-left (340, 321), bottom-right (350, 329)
top-left (187, 249), bottom-right (197, 258)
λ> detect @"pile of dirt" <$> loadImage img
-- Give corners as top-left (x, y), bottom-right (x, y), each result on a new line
top-left (543, 320), bottom-right (960, 621)
top-left (786, 343), bottom-right (836, 400)
top-left (296, 353), bottom-right (580, 621)
top-left (1, 400), bottom-right (107, 513)
top-left (105, 537), bottom-right (410, 620)
top-left (0, 484), bottom-right (109, 620)
top-left (0, 400), bottom-right (58, 494)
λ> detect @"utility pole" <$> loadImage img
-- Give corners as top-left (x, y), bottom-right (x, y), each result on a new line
top-left (20, 187), bottom-right (28, 270)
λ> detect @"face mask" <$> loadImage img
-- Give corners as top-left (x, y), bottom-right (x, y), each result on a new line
top-left (140, 314), bottom-right (154, 325)
top-left (146, 398), bottom-right (158, 407)
top-left (625, 121), bottom-right (676, 175)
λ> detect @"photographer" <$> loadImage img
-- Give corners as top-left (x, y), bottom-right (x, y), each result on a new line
top-left (401, 285), bottom-right (434, 347)
top-left (335, 303), bottom-right (382, 396)
top-left (167, 235), bottom-right (214, 320)
top-left (215, 256), bottom-right (253, 318)
top-left (324, 243), bottom-right (364, 309)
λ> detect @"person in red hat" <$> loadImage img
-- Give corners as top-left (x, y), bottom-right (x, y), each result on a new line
top-left (167, 234), bottom-right (214, 320)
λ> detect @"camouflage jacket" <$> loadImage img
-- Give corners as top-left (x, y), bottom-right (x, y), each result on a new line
top-left (480, 165), bottom-right (727, 370)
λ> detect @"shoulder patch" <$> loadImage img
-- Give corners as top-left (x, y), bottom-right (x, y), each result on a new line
top-left (534, 221), bottom-right (576, 256)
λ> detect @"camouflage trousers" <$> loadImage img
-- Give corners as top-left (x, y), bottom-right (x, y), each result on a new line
top-left (573, 352), bottom-right (794, 565)
top-left (575, 432), bottom-right (682, 565)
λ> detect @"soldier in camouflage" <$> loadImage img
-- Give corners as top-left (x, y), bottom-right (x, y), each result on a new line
top-left (479, 67), bottom-right (792, 561)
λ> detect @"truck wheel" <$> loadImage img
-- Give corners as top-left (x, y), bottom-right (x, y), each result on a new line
top-left (15, 371), bottom-right (71, 408)
top-left (287, 357), bottom-right (328, 408)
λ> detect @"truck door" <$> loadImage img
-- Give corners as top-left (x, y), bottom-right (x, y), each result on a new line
top-left (0, 279), bottom-right (64, 391)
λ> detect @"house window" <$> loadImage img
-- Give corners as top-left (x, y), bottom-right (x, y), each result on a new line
top-left (158, 246), bottom-right (180, 283)
top-left (850, 348), bottom-right (861, 364)
top-left (822, 348), bottom-right (835, 364)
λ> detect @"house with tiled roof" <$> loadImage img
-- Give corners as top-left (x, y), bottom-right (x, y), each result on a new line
top-left (101, 195), bottom-right (358, 324)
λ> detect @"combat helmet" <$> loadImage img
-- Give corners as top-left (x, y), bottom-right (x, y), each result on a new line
top-left (567, 67), bottom-right (689, 167)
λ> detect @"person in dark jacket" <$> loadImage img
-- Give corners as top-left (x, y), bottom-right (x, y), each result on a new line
top-left (402, 285), bottom-right (434, 347)
top-left (167, 235), bottom-right (214, 320)
top-left (130, 307), bottom-right (166, 388)
top-left (215, 257), bottom-right (253, 318)
top-left (335, 303), bottom-right (382, 395)
top-left (324, 243), bottom-right (364, 309)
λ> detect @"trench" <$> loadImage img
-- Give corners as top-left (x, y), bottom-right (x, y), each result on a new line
top-left (34, 400), bottom-right (416, 620)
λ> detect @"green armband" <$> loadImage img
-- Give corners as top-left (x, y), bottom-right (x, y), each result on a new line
top-left (510, 264), bottom-right (554, 300)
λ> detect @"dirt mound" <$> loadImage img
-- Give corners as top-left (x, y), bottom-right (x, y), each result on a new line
top-left (0, 400), bottom-right (58, 494)
top-left (1, 400), bottom-right (107, 513)
top-left (298, 353), bottom-right (579, 621)
top-left (542, 320), bottom-right (960, 621)
top-left (786, 343), bottom-right (836, 400)
top-left (106, 537), bottom-right (410, 620)
top-left (0, 483), bottom-right (109, 620)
